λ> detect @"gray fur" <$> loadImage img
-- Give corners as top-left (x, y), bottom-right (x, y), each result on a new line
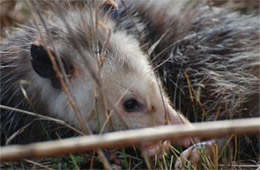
top-left (119, 0), bottom-right (260, 160)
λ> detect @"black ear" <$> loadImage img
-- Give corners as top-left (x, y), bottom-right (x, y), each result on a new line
top-left (30, 41), bottom-right (72, 89)
top-left (30, 41), bottom-right (55, 79)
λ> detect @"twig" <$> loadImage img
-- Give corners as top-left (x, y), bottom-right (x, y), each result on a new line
top-left (24, 159), bottom-right (54, 170)
top-left (0, 117), bottom-right (259, 162)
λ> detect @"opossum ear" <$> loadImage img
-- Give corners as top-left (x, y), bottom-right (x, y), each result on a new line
top-left (30, 41), bottom-right (72, 89)
top-left (30, 41), bottom-right (54, 79)
top-left (103, 0), bottom-right (119, 19)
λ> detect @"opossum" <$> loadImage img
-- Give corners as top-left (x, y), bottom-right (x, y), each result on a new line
top-left (0, 0), bottom-right (193, 153)
top-left (0, 0), bottom-right (259, 166)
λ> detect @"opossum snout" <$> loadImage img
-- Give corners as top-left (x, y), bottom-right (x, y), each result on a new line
top-left (139, 103), bottom-right (196, 156)
top-left (166, 105), bottom-right (199, 147)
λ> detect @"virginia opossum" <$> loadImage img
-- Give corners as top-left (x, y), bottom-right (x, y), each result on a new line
top-left (0, 0), bottom-right (194, 152)
top-left (0, 0), bottom-right (259, 165)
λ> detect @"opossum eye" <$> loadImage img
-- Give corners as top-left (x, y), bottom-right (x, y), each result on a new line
top-left (123, 98), bottom-right (140, 112)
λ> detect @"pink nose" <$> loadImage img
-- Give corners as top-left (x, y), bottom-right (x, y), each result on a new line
top-left (156, 105), bottom-right (200, 147)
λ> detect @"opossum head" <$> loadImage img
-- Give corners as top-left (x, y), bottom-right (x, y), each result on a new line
top-left (27, 6), bottom-right (191, 147)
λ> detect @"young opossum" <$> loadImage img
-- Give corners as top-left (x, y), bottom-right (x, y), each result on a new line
top-left (0, 0), bottom-right (192, 152)
top-left (113, 0), bottom-right (260, 163)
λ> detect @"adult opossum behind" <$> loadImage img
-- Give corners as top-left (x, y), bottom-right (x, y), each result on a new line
top-left (0, 0), bottom-right (259, 164)
top-left (114, 0), bottom-right (259, 162)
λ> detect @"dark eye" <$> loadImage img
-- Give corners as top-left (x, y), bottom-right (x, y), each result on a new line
top-left (123, 98), bottom-right (140, 112)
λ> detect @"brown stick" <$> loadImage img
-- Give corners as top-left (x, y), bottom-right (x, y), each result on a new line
top-left (1, 117), bottom-right (259, 162)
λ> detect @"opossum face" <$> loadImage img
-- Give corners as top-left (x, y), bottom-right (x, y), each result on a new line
top-left (30, 30), bottom-right (189, 133)
top-left (95, 31), bottom-right (183, 131)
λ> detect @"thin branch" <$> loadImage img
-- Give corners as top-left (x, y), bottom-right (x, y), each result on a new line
top-left (0, 117), bottom-right (259, 162)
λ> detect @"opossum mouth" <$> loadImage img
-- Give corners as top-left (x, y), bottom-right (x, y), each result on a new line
top-left (140, 140), bottom-right (170, 157)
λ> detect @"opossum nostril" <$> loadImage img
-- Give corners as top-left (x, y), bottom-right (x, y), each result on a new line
top-left (123, 98), bottom-right (140, 112)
